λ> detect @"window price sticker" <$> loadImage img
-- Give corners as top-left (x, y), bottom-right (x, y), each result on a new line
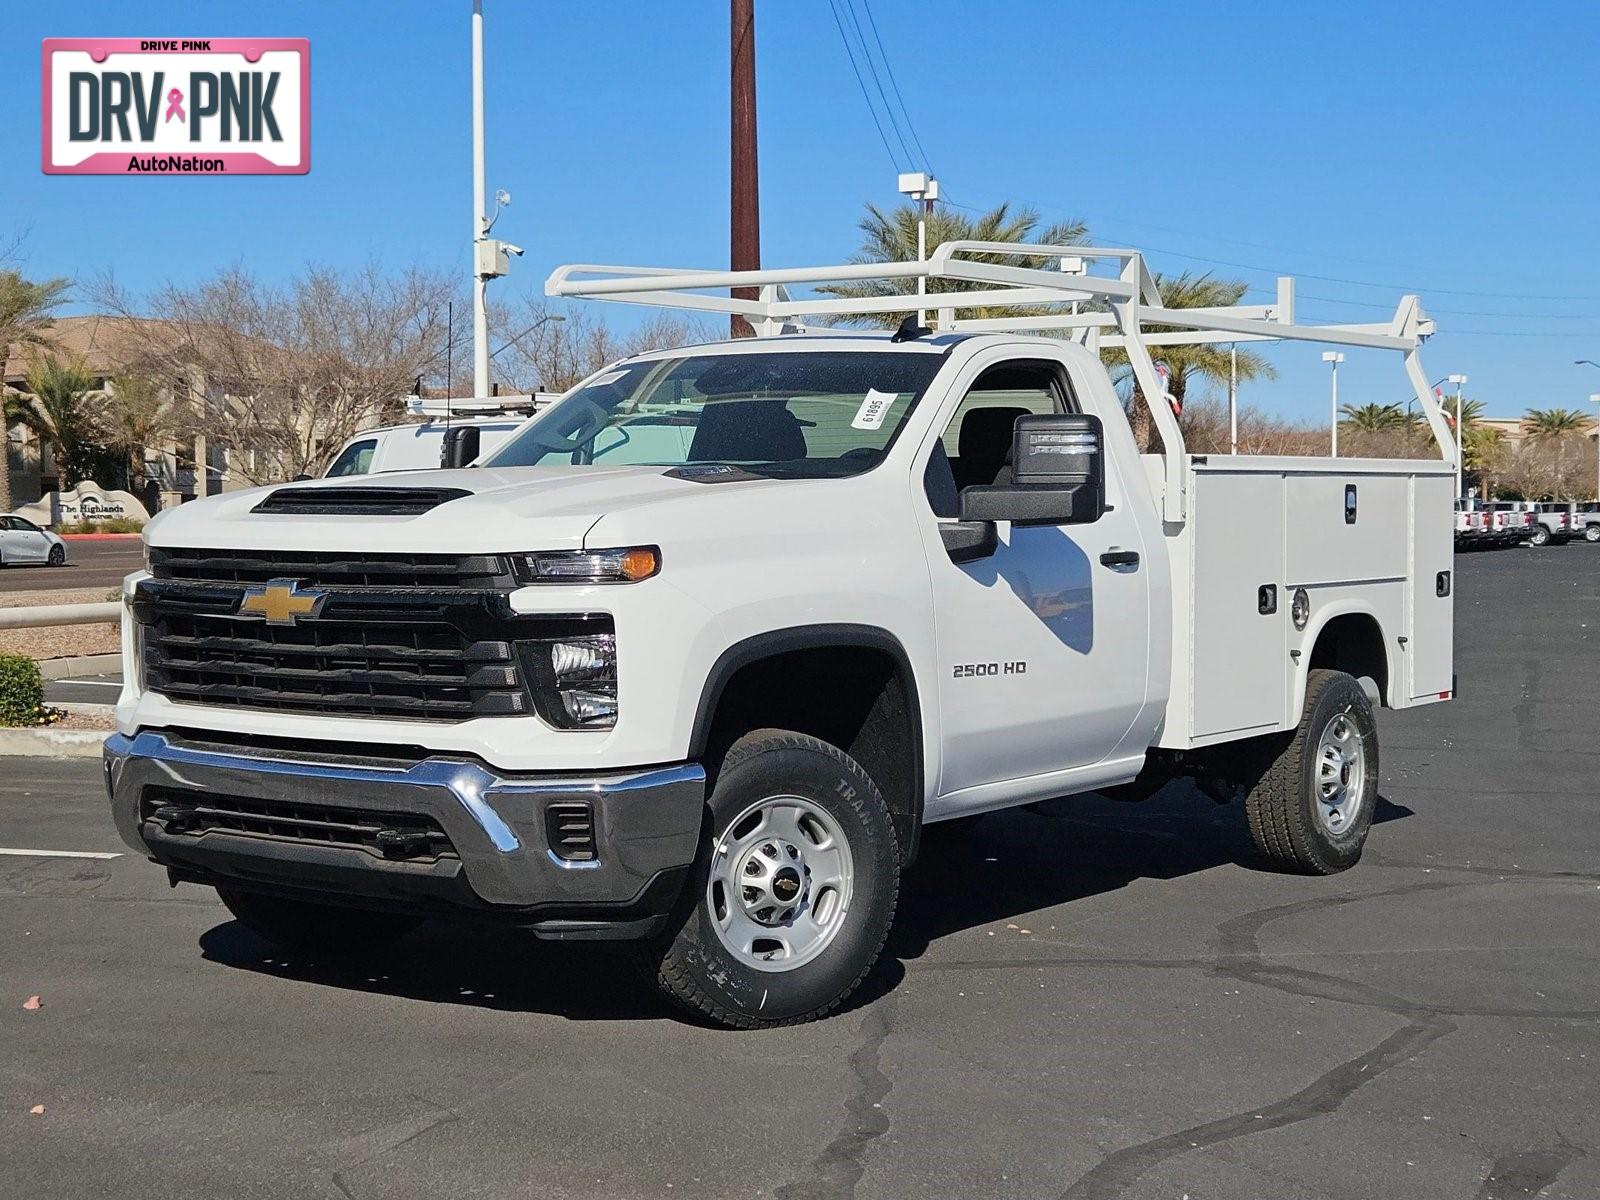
top-left (851, 389), bottom-right (897, 430)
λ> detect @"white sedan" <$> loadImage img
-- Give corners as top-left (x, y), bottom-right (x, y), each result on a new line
top-left (0, 515), bottom-right (67, 567)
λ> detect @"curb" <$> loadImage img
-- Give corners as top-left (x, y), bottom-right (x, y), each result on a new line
top-left (59, 533), bottom-right (142, 541)
top-left (0, 726), bottom-right (108, 758)
top-left (40, 653), bottom-right (122, 680)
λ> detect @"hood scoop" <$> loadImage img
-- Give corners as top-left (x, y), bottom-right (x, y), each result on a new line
top-left (251, 486), bottom-right (472, 516)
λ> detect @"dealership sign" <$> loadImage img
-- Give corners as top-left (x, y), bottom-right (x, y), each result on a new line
top-left (42, 38), bottom-right (309, 175)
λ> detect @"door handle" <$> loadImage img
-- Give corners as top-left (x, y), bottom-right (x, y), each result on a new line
top-left (1099, 549), bottom-right (1140, 568)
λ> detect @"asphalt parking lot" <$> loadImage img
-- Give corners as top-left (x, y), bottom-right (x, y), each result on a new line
top-left (0, 537), bottom-right (144, 592)
top-left (2, 546), bottom-right (1597, 1200)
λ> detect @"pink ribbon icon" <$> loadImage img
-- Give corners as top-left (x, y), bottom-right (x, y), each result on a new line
top-left (164, 88), bottom-right (185, 123)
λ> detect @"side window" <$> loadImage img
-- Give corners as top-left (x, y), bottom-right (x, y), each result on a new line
top-left (924, 360), bottom-right (1074, 512)
top-left (325, 438), bottom-right (378, 478)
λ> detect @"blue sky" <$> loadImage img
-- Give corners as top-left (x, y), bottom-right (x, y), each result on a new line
top-left (6, 0), bottom-right (1600, 421)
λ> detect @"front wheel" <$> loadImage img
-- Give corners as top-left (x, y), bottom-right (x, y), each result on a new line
top-left (647, 729), bottom-right (900, 1028)
top-left (1530, 525), bottom-right (1551, 546)
top-left (1586, 524), bottom-right (1600, 544)
top-left (1243, 670), bottom-right (1379, 874)
top-left (47, 544), bottom-right (66, 566)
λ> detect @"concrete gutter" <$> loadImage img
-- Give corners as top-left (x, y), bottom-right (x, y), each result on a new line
top-left (0, 702), bottom-right (114, 758)
top-left (0, 602), bottom-right (121, 630)
top-left (0, 725), bottom-right (108, 758)
top-left (40, 653), bottom-right (122, 680)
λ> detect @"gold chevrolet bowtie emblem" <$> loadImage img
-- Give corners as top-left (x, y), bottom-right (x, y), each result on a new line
top-left (237, 579), bottom-right (328, 626)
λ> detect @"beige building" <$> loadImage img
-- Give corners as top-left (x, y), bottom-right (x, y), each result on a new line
top-left (3, 315), bottom-right (246, 510)
top-left (1478, 415), bottom-right (1600, 447)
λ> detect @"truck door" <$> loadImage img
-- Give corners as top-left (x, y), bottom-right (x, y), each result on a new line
top-left (915, 351), bottom-right (1152, 803)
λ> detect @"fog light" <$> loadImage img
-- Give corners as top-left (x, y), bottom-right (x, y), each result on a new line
top-left (528, 633), bottom-right (618, 728)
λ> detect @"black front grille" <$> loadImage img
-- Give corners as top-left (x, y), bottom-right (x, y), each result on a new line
top-left (150, 547), bottom-right (514, 590)
top-left (141, 788), bottom-right (455, 861)
top-left (252, 486), bottom-right (470, 516)
top-left (137, 584), bottom-right (533, 720)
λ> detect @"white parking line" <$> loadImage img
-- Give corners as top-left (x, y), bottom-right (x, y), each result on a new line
top-left (52, 679), bottom-right (122, 689)
top-left (0, 848), bottom-right (122, 860)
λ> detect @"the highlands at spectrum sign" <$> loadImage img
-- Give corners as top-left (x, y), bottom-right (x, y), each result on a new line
top-left (41, 38), bottom-right (309, 175)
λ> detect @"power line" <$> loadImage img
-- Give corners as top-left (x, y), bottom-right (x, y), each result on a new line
top-left (836, 0), bottom-right (915, 169)
top-left (826, 0), bottom-right (902, 170)
top-left (856, 0), bottom-right (932, 173)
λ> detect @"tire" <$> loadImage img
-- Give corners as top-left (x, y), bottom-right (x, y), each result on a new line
top-left (1530, 525), bottom-right (1550, 547)
top-left (646, 729), bottom-right (900, 1029)
top-left (1586, 524), bottom-right (1600, 544)
top-left (216, 886), bottom-right (421, 955)
top-left (47, 544), bottom-right (66, 566)
top-left (1243, 669), bottom-right (1378, 875)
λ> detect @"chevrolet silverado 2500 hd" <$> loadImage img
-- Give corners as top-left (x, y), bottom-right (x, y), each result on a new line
top-left (105, 244), bottom-right (1456, 1028)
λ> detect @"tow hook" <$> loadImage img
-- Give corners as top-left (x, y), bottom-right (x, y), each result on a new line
top-left (375, 829), bottom-right (434, 859)
top-left (150, 803), bottom-right (197, 833)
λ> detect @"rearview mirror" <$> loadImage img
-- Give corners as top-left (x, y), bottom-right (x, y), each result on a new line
top-left (441, 425), bottom-right (482, 470)
top-left (958, 413), bottom-right (1105, 526)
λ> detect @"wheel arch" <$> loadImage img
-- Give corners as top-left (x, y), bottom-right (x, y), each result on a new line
top-left (689, 624), bottom-right (927, 863)
top-left (1295, 605), bottom-right (1400, 713)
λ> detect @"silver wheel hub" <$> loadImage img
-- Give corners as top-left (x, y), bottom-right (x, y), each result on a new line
top-left (706, 795), bottom-right (854, 973)
top-left (1314, 711), bottom-right (1367, 835)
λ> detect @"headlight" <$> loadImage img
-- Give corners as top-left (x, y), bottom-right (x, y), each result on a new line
top-left (524, 631), bottom-right (618, 728)
top-left (513, 547), bottom-right (660, 584)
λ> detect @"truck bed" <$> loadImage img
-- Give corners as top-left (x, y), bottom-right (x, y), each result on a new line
top-left (1153, 454), bottom-right (1454, 750)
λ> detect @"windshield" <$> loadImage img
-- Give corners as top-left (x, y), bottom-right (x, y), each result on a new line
top-left (484, 350), bottom-right (944, 478)
top-left (325, 438), bottom-right (377, 477)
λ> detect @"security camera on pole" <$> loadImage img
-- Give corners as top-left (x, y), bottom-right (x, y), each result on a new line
top-left (471, 0), bottom-right (521, 402)
top-left (897, 172), bottom-right (938, 325)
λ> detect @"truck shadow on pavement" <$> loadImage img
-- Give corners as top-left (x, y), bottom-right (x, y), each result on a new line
top-left (196, 783), bottom-right (1411, 1023)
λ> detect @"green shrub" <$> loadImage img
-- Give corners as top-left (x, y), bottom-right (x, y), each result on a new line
top-left (0, 654), bottom-right (45, 727)
top-left (55, 517), bottom-right (145, 534)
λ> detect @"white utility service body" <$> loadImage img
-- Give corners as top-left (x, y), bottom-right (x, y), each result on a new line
top-left (104, 242), bottom-right (1455, 1027)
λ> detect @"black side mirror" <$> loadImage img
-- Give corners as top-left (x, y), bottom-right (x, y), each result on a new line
top-left (441, 425), bottom-right (482, 470)
top-left (959, 413), bottom-right (1105, 526)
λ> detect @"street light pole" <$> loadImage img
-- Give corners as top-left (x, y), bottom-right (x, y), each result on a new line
top-left (898, 173), bottom-right (938, 326)
top-left (1590, 392), bottom-right (1600, 503)
top-left (1321, 351), bottom-right (1344, 457)
top-left (1448, 373), bottom-right (1469, 500)
top-left (471, 0), bottom-right (489, 398)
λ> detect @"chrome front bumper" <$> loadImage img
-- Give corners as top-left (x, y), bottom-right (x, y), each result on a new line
top-left (104, 730), bottom-right (705, 936)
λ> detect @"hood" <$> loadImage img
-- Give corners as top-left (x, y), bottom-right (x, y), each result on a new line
top-left (143, 464), bottom-right (788, 554)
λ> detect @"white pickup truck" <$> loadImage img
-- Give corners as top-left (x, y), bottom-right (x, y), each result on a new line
top-left (105, 245), bottom-right (1456, 1028)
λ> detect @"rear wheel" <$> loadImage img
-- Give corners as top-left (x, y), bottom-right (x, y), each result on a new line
top-left (217, 887), bottom-right (421, 955)
top-left (1244, 669), bottom-right (1378, 875)
top-left (1586, 524), bottom-right (1600, 544)
top-left (646, 729), bottom-right (900, 1028)
top-left (1530, 525), bottom-right (1551, 547)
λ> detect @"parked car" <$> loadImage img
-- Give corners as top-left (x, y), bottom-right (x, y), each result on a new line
top-left (321, 395), bottom-right (561, 478)
top-left (0, 514), bottom-right (68, 567)
top-left (104, 246), bottom-right (1456, 1027)
top-left (1456, 500), bottom-right (1521, 549)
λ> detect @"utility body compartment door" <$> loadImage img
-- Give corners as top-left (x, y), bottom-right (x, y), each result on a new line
top-left (1407, 472), bottom-right (1454, 699)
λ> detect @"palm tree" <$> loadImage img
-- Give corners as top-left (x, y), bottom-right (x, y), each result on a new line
top-left (1105, 273), bottom-right (1275, 449)
top-left (0, 271), bottom-right (70, 511)
top-left (815, 200), bottom-right (1087, 327)
top-left (102, 372), bottom-right (174, 494)
top-left (1522, 407), bottom-right (1591, 499)
top-left (5, 354), bottom-right (103, 491)
top-left (1522, 407), bottom-right (1589, 440)
top-left (1340, 402), bottom-right (1406, 433)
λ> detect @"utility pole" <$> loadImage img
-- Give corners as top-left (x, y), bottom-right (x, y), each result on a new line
top-left (729, 0), bottom-right (759, 338)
